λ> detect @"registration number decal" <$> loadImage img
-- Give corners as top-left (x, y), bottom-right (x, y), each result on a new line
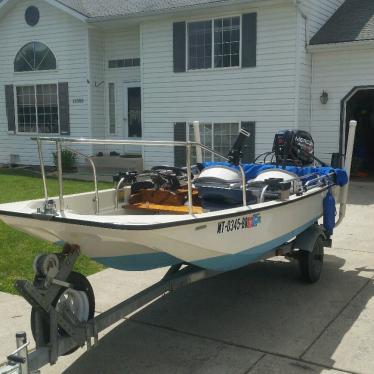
top-left (217, 214), bottom-right (262, 234)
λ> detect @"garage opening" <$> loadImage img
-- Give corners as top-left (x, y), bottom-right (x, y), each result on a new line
top-left (344, 89), bottom-right (374, 179)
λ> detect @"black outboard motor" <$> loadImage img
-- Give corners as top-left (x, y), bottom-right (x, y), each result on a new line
top-left (273, 130), bottom-right (314, 166)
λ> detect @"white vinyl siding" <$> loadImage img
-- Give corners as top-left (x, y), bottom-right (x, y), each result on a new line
top-left (0, 0), bottom-right (350, 168)
top-left (305, 0), bottom-right (374, 164)
top-left (0, 0), bottom-right (90, 165)
top-left (295, 0), bottom-right (344, 135)
top-left (87, 26), bottom-right (141, 156)
top-left (101, 27), bottom-right (141, 155)
top-left (141, 4), bottom-right (297, 168)
top-left (311, 47), bottom-right (374, 163)
top-left (89, 27), bottom-right (105, 146)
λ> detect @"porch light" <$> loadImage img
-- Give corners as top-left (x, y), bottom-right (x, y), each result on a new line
top-left (320, 91), bottom-right (329, 105)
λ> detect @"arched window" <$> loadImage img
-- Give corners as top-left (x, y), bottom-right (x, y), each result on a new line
top-left (14, 42), bottom-right (56, 72)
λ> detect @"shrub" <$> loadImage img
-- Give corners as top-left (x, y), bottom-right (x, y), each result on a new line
top-left (52, 149), bottom-right (77, 172)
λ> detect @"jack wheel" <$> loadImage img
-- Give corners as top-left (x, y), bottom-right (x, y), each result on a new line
top-left (31, 271), bottom-right (95, 355)
top-left (298, 236), bottom-right (324, 283)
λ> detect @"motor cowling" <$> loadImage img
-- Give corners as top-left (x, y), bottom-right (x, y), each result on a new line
top-left (273, 130), bottom-right (314, 166)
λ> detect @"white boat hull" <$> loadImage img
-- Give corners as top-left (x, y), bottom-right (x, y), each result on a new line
top-left (0, 188), bottom-right (328, 272)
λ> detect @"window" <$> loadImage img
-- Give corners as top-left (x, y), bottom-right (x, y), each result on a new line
top-left (188, 122), bottom-right (240, 162)
top-left (187, 21), bottom-right (212, 70)
top-left (214, 17), bottom-right (240, 68)
top-left (108, 83), bottom-right (116, 134)
top-left (25, 6), bottom-right (40, 27)
top-left (16, 84), bottom-right (59, 133)
top-left (187, 17), bottom-right (241, 70)
top-left (128, 87), bottom-right (142, 138)
top-left (14, 42), bottom-right (56, 72)
top-left (108, 58), bottom-right (140, 69)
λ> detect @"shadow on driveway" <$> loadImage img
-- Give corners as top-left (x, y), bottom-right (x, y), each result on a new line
top-left (63, 253), bottom-right (374, 374)
top-left (347, 182), bottom-right (374, 206)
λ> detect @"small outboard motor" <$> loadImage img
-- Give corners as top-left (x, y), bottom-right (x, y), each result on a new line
top-left (273, 130), bottom-right (314, 166)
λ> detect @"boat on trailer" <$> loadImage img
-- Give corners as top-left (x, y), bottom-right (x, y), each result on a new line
top-left (0, 167), bottom-right (345, 272)
top-left (0, 122), bottom-right (356, 374)
top-left (0, 129), bottom-right (349, 272)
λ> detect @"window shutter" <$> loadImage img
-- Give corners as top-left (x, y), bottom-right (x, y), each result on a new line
top-left (242, 13), bottom-right (257, 68)
top-left (58, 82), bottom-right (70, 135)
top-left (5, 85), bottom-right (15, 133)
top-left (241, 121), bottom-right (256, 163)
top-left (173, 22), bottom-right (186, 73)
top-left (174, 122), bottom-right (186, 166)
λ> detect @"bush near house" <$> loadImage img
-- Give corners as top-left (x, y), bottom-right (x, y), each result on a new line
top-left (0, 168), bottom-right (110, 294)
top-left (52, 149), bottom-right (77, 172)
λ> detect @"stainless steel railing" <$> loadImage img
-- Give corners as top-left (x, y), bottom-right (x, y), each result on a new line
top-left (63, 145), bottom-right (99, 214)
top-left (32, 135), bottom-right (345, 216)
top-left (32, 137), bottom-right (247, 215)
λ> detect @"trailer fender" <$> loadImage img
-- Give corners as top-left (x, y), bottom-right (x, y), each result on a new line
top-left (294, 224), bottom-right (327, 253)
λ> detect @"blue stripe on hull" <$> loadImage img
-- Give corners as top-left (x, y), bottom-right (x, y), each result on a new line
top-left (191, 218), bottom-right (318, 271)
top-left (94, 252), bottom-right (182, 271)
top-left (91, 218), bottom-right (319, 272)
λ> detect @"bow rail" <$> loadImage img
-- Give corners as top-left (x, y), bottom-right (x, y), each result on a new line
top-left (32, 136), bottom-right (248, 215)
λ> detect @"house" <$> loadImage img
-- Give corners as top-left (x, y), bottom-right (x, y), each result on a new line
top-left (0, 0), bottom-right (373, 174)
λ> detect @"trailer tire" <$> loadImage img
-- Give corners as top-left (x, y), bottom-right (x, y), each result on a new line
top-left (298, 236), bottom-right (324, 283)
top-left (31, 271), bottom-right (95, 355)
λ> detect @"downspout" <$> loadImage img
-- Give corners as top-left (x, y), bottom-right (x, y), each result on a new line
top-left (293, 0), bottom-right (308, 130)
top-left (293, 0), bottom-right (308, 25)
top-left (86, 28), bottom-right (94, 158)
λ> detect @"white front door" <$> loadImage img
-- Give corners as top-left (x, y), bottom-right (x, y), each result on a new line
top-left (123, 82), bottom-right (142, 155)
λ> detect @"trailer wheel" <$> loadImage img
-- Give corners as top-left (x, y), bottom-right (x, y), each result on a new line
top-left (298, 236), bottom-right (324, 283)
top-left (31, 271), bottom-right (95, 355)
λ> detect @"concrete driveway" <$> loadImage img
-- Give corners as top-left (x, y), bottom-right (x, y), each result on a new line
top-left (1, 182), bottom-right (373, 374)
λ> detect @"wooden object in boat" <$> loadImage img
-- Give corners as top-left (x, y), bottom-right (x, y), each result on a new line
top-left (124, 202), bottom-right (204, 214)
top-left (129, 188), bottom-right (199, 206)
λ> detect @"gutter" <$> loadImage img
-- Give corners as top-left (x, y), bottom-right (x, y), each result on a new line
top-left (86, 0), bottom-right (293, 24)
top-left (308, 39), bottom-right (374, 53)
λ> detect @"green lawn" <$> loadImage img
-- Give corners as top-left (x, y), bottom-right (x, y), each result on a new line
top-left (0, 168), bottom-right (110, 294)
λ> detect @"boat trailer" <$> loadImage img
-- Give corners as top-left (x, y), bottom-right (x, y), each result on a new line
top-left (0, 224), bottom-right (331, 374)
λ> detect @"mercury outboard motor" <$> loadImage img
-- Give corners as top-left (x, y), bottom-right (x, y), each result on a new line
top-left (273, 130), bottom-right (315, 166)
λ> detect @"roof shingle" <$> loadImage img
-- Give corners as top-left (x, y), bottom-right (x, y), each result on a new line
top-left (310, 0), bottom-right (374, 45)
top-left (56, 0), bottom-right (237, 18)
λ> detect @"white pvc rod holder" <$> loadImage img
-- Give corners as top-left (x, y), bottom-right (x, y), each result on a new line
top-left (336, 120), bottom-right (357, 227)
top-left (193, 121), bottom-right (203, 164)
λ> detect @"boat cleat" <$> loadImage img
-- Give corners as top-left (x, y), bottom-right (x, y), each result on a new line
top-left (36, 199), bottom-right (57, 216)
